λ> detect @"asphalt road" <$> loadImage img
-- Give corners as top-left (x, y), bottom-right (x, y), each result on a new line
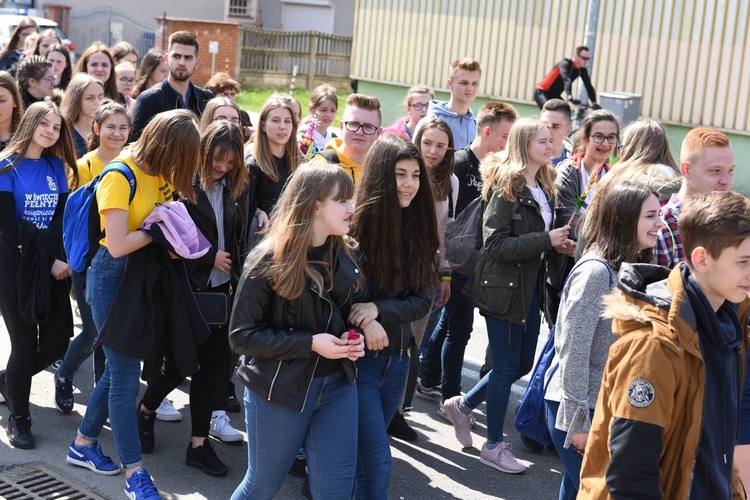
top-left (0, 303), bottom-right (563, 499)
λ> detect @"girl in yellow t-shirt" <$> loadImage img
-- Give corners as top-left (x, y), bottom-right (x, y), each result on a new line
top-left (75, 101), bottom-right (131, 186)
top-left (65, 109), bottom-right (200, 498)
top-left (55, 101), bottom-right (131, 417)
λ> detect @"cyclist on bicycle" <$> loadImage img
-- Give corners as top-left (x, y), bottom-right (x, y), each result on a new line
top-left (534, 46), bottom-right (601, 110)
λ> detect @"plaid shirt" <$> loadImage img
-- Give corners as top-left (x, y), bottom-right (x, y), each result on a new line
top-left (653, 193), bottom-right (683, 268)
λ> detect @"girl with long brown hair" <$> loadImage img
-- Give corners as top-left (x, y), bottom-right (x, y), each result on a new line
top-left (0, 101), bottom-right (78, 449)
top-left (348, 134), bottom-right (438, 497)
top-left (229, 163), bottom-right (366, 499)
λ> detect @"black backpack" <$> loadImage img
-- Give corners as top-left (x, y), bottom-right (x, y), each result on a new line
top-left (444, 197), bottom-right (485, 276)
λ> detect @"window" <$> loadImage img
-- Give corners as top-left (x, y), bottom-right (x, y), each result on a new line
top-left (228, 0), bottom-right (252, 17)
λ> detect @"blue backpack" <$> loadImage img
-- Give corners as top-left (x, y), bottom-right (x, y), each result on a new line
top-left (515, 259), bottom-right (613, 446)
top-left (63, 162), bottom-right (136, 273)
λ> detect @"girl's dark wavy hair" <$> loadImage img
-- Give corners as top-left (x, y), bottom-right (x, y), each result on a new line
top-left (350, 134), bottom-right (439, 292)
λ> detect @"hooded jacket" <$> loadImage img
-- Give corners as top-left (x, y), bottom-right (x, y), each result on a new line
top-left (422, 100), bottom-right (476, 150)
top-left (578, 263), bottom-right (750, 500)
top-left (312, 137), bottom-right (363, 187)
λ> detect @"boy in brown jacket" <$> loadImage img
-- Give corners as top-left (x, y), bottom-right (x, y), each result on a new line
top-left (579, 190), bottom-right (750, 499)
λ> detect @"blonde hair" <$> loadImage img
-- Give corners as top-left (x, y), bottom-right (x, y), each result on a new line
top-left (246, 163), bottom-right (358, 300)
top-left (481, 118), bottom-right (555, 202)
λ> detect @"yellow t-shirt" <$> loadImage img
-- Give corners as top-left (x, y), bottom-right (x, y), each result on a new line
top-left (75, 151), bottom-right (106, 187)
top-left (96, 154), bottom-right (174, 247)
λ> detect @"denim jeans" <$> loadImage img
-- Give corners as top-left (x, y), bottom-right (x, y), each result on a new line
top-left (464, 284), bottom-right (541, 444)
top-left (57, 270), bottom-right (106, 384)
top-left (77, 247), bottom-right (143, 468)
top-left (544, 399), bottom-right (592, 500)
top-left (230, 371), bottom-right (358, 500)
top-left (355, 353), bottom-right (410, 499)
top-left (420, 273), bottom-right (475, 400)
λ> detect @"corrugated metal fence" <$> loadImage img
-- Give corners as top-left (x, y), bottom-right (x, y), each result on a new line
top-left (352, 0), bottom-right (749, 133)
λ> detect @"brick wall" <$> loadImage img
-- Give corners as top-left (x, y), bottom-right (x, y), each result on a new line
top-left (155, 17), bottom-right (240, 87)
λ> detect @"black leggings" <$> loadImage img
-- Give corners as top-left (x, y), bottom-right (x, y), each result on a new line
top-left (534, 89), bottom-right (562, 110)
top-left (0, 242), bottom-right (72, 417)
top-left (142, 285), bottom-right (232, 437)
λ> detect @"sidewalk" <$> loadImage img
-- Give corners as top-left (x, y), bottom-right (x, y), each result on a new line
top-left (0, 303), bottom-right (562, 499)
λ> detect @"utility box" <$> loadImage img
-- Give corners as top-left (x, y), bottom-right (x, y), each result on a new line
top-left (599, 92), bottom-right (642, 126)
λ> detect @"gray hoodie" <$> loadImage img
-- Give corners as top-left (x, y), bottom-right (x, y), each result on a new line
top-left (421, 100), bottom-right (476, 150)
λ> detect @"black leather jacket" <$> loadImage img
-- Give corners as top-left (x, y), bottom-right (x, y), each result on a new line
top-left (183, 179), bottom-right (250, 292)
top-left (229, 246), bottom-right (366, 411)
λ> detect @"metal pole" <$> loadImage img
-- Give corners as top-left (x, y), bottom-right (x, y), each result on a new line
top-left (578, 0), bottom-right (601, 104)
top-left (106, 3), bottom-right (113, 47)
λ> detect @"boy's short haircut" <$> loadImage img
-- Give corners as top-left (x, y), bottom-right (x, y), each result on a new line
top-left (679, 190), bottom-right (750, 265)
top-left (542, 98), bottom-right (572, 123)
top-left (449, 58), bottom-right (482, 79)
top-left (575, 46), bottom-right (590, 56)
top-left (345, 93), bottom-right (382, 123)
top-left (476, 101), bottom-right (518, 130)
top-left (168, 30), bottom-right (199, 54)
top-left (680, 126), bottom-right (731, 164)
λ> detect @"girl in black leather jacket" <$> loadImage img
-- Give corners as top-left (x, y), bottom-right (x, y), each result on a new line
top-left (348, 134), bottom-right (438, 498)
top-left (228, 164), bottom-right (367, 499)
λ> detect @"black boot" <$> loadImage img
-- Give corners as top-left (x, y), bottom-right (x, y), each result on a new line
top-left (7, 414), bottom-right (35, 449)
top-left (387, 411), bottom-right (418, 441)
top-left (137, 401), bottom-right (156, 453)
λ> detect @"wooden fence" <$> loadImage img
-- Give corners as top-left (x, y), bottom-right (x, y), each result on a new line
top-left (238, 27), bottom-right (353, 91)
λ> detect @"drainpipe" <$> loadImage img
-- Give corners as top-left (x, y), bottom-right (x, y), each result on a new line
top-left (578, 0), bottom-right (601, 104)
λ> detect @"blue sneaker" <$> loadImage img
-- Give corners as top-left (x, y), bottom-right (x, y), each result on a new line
top-left (124, 468), bottom-right (159, 500)
top-left (66, 440), bottom-right (120, 475)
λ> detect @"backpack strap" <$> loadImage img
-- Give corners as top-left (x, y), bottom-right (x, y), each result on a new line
top-left (318, 149), bottom-right (341, 165)
top-left (100, 161), bottom-right (136, 203)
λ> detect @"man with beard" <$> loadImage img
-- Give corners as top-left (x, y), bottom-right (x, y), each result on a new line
top-left (130, 31), bottom-right (213, 141)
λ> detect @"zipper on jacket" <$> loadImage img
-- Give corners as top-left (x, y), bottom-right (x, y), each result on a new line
top-left (399, 324), bottom-right (405, 361)
top-left (267, 360), bottom-right (282, 401)
top-left (299, 284), bottom-right (335, 412)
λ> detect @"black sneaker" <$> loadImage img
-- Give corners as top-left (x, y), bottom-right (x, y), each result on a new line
top-left (137, 402), bottom-right (156, 454)
top-left (186, 440), bottom-right (228, 476)
top-left (288, 457), bottom-right (307, 478)
top-left (387, 411), bottom-right (418, 441)
top-left (54, 376), bottom-right (74, 414)
top-left (226, 383), bottom-right (241, 413)
top-left (7, 414), bottom-right (35, 449)
top-left (0, 369), bottom-right (8, 404)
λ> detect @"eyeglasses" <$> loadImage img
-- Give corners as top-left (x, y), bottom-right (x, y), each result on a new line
top-left (38, 76), bottom-right (56, 83)
top-left (343, 121), bottom-right (379, 135)
top-left (213, 115), bottom-right (241, 124)
top-left (580, 56), bottom-right (591, 61)
top-left (119, 77), bottom-right (136, 85)
top-left (590, 133), bottom-right (618, 144)
top-left (409, 102), bottom-right (429, 111)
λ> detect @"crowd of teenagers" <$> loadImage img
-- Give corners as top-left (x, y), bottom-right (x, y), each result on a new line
top-left (0, 20), bottom-right (749, 500)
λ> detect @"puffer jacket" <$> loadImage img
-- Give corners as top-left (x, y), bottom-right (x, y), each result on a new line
top-left (579, 263), bottom-right (750, 500)
top-left (466, 185), bottom-right (554, 325)
top-left (229, 245), bottom-right (366, 411)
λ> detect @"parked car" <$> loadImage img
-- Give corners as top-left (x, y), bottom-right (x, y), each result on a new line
top-left (0, 14), bottom-right (76, 63)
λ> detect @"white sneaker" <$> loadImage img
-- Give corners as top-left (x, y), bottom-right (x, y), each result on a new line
top-left (209, 411), bottom-right (243, 442)
top-left (480, 442), bottom-right (526, 474)
top-left (0, 391), bottom-right (4, 404)
top-left (155, 398), bottom-right (182, 422)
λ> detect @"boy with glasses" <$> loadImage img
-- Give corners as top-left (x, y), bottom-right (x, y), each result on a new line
top-left (535, 46), bottom-right (599, 110)
top-left (312, 93), bottom-right (381, 186)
